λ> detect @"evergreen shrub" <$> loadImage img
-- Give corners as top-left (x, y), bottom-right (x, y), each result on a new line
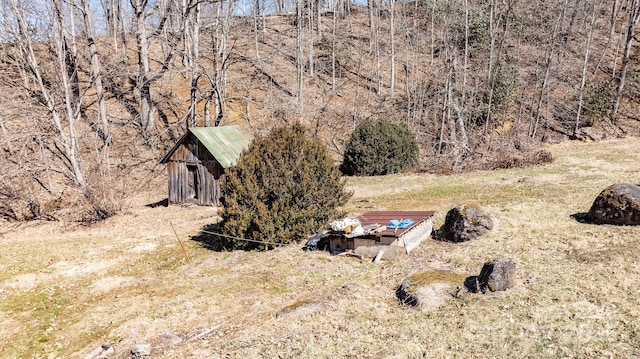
top-left (219, 124), bottom-right (351, 250)
top-left (341, 120), bottom-right (419, 176)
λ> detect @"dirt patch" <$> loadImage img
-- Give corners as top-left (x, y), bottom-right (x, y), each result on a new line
top-left (89, 276), bottom-right (139, 296)
top-left (2, 273), bottom-right (41, 291)
top-left (52, 260), bottom-right (116, 278)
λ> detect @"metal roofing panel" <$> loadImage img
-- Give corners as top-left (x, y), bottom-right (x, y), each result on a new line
top-left (356, 210), bottom-right (435, 237)
top-left (189, 126), bottom-right (253, 168)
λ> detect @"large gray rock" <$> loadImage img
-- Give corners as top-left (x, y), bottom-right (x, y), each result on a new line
top-left (573, 126), bottom-right (606, 141)
top-left (437, 204), bottom-right (494, 242)
top-left (396, 270), bottom-right (466, 311)
top-left (476, 257), bottom-right (516, 293)
top-left (587, 183), bottom-right (640, 225)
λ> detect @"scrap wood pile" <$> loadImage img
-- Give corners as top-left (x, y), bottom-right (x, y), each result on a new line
top-left (331, 218), bottom-right (382, 238)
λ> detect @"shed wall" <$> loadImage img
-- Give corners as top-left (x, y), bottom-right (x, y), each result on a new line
top-left (166, 134), bottom-right (226, 206)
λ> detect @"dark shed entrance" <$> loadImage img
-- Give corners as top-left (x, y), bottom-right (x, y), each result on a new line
top-left (160, 126), bottom-right (253, 206)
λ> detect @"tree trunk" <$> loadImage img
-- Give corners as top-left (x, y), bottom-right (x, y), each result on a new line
top-left (205, 1), bottom-right (232, 127)
top-left (575, 3), bottom-right (599, 134)
top-left (308, 0), bottom-right (315, 78)
top-left (461, 0), bottom-right (469, 126)
top-left (331, 6), bottom-right (337, 92)
top-left (53, 0), bottom-right (85, 187)
top-left (82, 0), bottom-right (111, 145)
top-left (0, 115), bottom-right (13, 154)
top-left (366, 0), bottom-right (380, 95)
top-left (317, 0), bottom-right (322, 38)
top-left (131, 0), bottom-right (156, 137)
top-left (296, 0), bottom-right (304, 110)
top-left (188, 2), bottom-right (201, 127)
top-left (390, 0), bottom-right (396, 96)
top-left (611, 0), bottom-right (640, 122)
top-left (430, 0), bottom-right (436, 65)
top-left (484, 0), bottom-right (497, 135)
top-left (10, 0), bottom-right (86, 187)
top-left (531, 0), bottom-right (569, 138)
top-left (117, 0), bottom-right (127, 55)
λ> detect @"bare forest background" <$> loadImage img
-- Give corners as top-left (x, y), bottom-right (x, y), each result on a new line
top-left (1, 0), bottom-right (639, 222)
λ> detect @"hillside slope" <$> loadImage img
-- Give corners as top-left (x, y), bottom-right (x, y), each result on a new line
top-left (1, 0), bottom-right (640, 222)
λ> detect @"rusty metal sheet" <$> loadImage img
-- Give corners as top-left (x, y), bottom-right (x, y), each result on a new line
top-left (356, 211), bottom-right (435, 237)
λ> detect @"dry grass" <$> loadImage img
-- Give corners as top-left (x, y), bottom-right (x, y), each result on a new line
top-left (1, 138), bottom-right (640, 358)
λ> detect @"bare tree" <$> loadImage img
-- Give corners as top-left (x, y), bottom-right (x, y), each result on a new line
top-left (8, 0), bottom-right (86, 187)
top-left (187, 1), bottom-right (202, 127)
top-left (0, 114), bottom-right (12, 154)
top-left (531, 0), bottom-right (570, 138)
top-left (575, 2), bottom-right (600, 134)
top-left (203, 0), bottom-right (235, 127)
top-left (296, 0), bottom-right (304, 110)
top-left (81, 0), bottom-right (111, 145)
top-left (368, 0), bottom-right (381, 95)
top-left (389, 0), bottom-right (396, 96)
top-left (308, 0), bottom-right (315, 78)
top-left (131, 0), bottom-right (155, 137)
top-left (130, 0), bottom-right (191, 138)
top-left (611, 0), bottom-right (640, 122)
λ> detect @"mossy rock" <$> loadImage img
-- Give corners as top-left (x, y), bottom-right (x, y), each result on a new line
top-left (436, 204), bottom-right (494, 242)
top-left (587, 183), bottom-right (640, 225)
top-left (396, 270), bottom-right (466, 310)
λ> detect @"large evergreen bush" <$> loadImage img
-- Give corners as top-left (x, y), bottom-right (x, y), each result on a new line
top-left (341, 120), bottom-right (419, 176)
top-left (218, 124), bottom-right (351, 250)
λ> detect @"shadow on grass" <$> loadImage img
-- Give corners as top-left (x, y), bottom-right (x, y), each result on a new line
top-left (146, 198), bottom-right (169, 208)
top-left (464, 276), bottom-right (480, 293)
top-left (570, 212), bottom-right (598, 224)
top-left (191, 225), bottom-right (332, 252)
top-left (190, 223), bottom-right (229, 251)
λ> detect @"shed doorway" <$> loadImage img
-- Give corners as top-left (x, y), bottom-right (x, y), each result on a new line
top-left (186, 165), bottom-right (199, 201)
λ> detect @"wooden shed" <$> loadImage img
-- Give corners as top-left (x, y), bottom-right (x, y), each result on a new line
top-left (160, 126), bottom-right (252, 206)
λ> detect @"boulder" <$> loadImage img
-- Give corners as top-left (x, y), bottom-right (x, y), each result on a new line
top-left (396, 270), bottom-right (466, 311)
top-left (573, 126), bottom-right (606, 141)
top-left (587, 183), bottom-right (640, 225)
top-left (437, 204), bottom-right (494, 242)
top-left (473, 257), bottom-right (516, 293)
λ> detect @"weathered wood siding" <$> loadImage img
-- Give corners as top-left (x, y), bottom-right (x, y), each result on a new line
top-left (166, 133), bottom-right (226, 206)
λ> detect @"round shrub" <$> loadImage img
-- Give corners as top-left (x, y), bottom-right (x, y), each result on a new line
top-left (219, 123), bottom-right (351, 250)
top-left (341, 120), bottom-right (419, 176)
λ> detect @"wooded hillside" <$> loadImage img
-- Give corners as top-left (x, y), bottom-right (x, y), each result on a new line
top-left (0, 0), bottom-right (639, 221)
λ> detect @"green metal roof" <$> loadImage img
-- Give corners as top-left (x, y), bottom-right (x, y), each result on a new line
top-left (160, 126), bottom-right (253, 168)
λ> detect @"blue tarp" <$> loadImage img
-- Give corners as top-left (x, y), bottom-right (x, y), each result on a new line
top-left (388, 218), bottom-right (414, 229)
